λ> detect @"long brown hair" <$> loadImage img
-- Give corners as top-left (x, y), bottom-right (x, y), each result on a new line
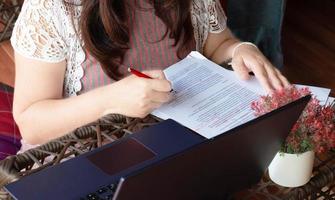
top-left (80, 0), bottom-right (194, 80)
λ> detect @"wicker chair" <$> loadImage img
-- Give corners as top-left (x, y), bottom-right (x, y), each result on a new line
top-left (0, 0), bottom-right (22, 42)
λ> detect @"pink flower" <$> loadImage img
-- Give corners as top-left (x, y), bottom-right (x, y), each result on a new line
top-left (251, 86), bottom-right (335, 154)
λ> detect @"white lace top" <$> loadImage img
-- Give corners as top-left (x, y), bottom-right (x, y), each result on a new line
top-left (11, 0), bottom-right (227, 97)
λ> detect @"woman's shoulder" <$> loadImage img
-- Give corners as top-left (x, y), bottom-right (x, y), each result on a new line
top-left (11, 0), bottom-right (77, 63)
top-left (21, 0), bottom-right (64, 13)
top-left (192, 0), bottom-right (224, 15)
top-left (20, 0), bottom-right (76, 21)
top-left (191, 0), bottom-right (227, 40)
top-left (192, 0), bottom-right (218, 7)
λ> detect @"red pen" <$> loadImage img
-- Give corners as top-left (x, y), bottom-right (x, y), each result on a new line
top-left (128, 67), bottom-right (153, 79)
top-left (128, 67), bottom-right (175, 92)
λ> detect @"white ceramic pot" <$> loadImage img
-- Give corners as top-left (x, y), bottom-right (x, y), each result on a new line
top-left (268, 150), bottom-right (315, 187)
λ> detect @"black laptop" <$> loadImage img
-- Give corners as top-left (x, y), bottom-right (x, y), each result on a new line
top-left (5, 95), bottom-right (311, 200)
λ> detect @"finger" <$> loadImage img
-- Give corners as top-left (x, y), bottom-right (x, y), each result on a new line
top-left (247, 59), bottom-right (275, 93)
top-left (147, 79), bottom-right (172, 92)
top-left (274, 68), bottom-right (291, 88)
top-left (263, 62), bottom-right (284, 90)
top-left (231, 57), bottom-right (251, 80)
top-left (150, 91), bottom-right (172, 103)
top-left (142, 70), bottom-right (167, 80)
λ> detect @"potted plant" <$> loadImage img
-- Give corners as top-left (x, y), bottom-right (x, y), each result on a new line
top-left (251, 86), bottom-right (335, 187)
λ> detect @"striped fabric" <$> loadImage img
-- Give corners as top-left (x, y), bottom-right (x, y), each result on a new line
top-left (0, 83), bottom-right (21, 160)
top-left (81, 0), bottom-right (196, 93)
top-left (81, 51), bottom-right (113, 92)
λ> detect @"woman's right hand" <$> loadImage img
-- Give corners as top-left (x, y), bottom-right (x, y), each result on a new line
top-left (105, 70), bottom-right (173, 118)
top-left (13, 52), bottom-right (171, 144)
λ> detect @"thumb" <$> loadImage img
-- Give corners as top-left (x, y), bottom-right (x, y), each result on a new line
top-left (147, 79), bottom-right (172, 92)
top-left (231, 57), bottom-right (250, 80)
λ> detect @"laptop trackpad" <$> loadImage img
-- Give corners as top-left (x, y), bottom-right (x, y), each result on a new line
top-left (87, 138), bottom-right (156, 175)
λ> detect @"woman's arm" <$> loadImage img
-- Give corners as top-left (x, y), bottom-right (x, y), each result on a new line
top-left (203, 28), bottom-right (290, 93)
top-left (13, 53), bottom-right (172, 145)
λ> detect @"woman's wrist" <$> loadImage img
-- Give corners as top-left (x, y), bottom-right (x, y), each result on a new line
top-left (231, 42), bottom-right (258, 58)
top-left (99, 83), bottom-right (120, 117)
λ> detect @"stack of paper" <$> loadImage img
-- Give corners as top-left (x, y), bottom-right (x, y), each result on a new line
top-left (152, 52), bottom-right (332, 139)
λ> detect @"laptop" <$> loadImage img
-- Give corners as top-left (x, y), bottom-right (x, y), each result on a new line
top-left (5, 95), bottom-right (311, 200)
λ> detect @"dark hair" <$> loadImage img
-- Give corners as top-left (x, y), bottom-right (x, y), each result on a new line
top-left (80, 0), bottom-right (194, 80)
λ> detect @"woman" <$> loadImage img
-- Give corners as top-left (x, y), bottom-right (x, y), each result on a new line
top-left (11, 0), bottom-right (289, 145)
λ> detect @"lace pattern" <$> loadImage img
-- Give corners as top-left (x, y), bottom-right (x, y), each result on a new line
top-left (11, 0), bottom-right (226, 97)
top-left (11, 0), bottom-right (67, 62)
top-left (191, 0), bottom-right (227, 51)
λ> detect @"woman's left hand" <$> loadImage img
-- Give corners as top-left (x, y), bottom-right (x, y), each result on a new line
top-left (231, 43), bottom-right (290, 93)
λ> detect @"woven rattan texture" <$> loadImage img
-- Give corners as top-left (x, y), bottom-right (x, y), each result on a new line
top-left (0, 1), bottom-right (22, 42)
top-left (0, 115), bottom-right (334, 200)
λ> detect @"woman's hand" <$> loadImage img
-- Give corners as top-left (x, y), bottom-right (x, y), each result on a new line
top-left (106, 70), bottom-right (172, 118)
top-left (204, 28), bottom-right (290, 94)
top-left (231, 43), bottom-right (290, 93)
top-left (13, 52), bottom-right (171, 144)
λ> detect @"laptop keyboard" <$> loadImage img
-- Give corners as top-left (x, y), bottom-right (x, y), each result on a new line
top-left (81, 182), bottom-right (119, 200)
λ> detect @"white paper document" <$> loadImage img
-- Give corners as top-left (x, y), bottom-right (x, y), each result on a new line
top-left (227, 70), bottom-right (331, 105)
top-left (327, 97), bottom-right (335, 105)
top-left (296, 85), bottom-right (331, 106)
top-left (152, 51), bottom-right (332, 139)
top-left (152, 52), bottom-right (260, 138)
